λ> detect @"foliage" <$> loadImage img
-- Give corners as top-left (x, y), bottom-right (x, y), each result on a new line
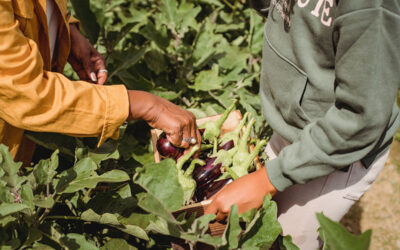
top-left (317, 213), bottom-right (372, 250)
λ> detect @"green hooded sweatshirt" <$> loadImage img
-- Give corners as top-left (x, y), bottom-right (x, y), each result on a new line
top-left (251, 0), bottom-right (400, 191)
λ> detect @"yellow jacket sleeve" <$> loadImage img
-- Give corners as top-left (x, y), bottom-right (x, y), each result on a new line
top-left (0, 0), bottom-right (129, 146)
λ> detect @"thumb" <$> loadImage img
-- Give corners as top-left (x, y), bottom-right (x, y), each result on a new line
top-left (82, 52), bottom-right (96, 82)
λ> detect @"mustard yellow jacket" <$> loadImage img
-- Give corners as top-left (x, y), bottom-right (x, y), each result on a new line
top-left (0, 0), bottom-right (129, 160)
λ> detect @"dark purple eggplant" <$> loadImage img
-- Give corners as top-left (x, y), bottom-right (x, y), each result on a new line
top-left (156, 132), bottom-right (183, 159)
top-left (194, 178), bottom-right (233, 202)
top-left (192, 157), bottom-right (222, 188)
top-left (218, 140), bottom-right (234, 151)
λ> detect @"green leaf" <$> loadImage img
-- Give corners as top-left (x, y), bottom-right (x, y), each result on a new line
top-left (56, 158), bottom-right (129, 193)
top-left (61, 170), bottom-right (129, 194)
top-left (158, 0), bottom-right (179, 31)
top-left (0, 203), bottom-right (29, 217)
top-left (144, 50), bottom-right (168, 75)
top-left (81, 209), bottom-right (149, 240)
top-left (0, 144), bottom-right (24, 188)
top-left (33, 195), bottom-right (55, 209)
top-left (33, 150), bottom-right (59, 185)
top-left (222, 205), bottom-right (241, 249)
top-left (317, 213), bottom-right (372, 250)
top-left (279, 235), bottom-right (300, 250)
top-left (133, 159), bottom-right (184, 212)
top-left (102, 238), bottom-right (137, 250)
top-left (60, 233), bottom-right (99, 250)
top-left (192, 65), bottom-right (222, 91)
top-left (20, 184), bottom-right (35, 211)
top-left (21, 228), bottom-right (42, 249)
top-left (239, 195), bottom-right (282, 249)
top-left (192, 21), bottom-right (221, 68)
top-left (109, 48), bottom-right (146, 78)
top-left (70, 0), bottom-right (100, 44)
top-left (140, 22), bottom-right (170, 50)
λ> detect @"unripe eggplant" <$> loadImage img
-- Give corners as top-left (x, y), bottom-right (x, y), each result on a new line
top-left (156, 132), bottom-right (183, 159)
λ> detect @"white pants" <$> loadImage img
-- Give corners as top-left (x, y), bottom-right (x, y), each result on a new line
top-left (266, 133), bottom-right (389, 250)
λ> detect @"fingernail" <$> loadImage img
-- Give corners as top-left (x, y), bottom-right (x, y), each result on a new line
top-left (90, 72), bottom-right (97, 82)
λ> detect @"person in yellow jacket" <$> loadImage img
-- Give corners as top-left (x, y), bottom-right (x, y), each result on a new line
top-left (0, 0), bottom-right (201, 162)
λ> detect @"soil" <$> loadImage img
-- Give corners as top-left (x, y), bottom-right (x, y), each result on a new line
top-left (340, 140), bottom-right (400, 249)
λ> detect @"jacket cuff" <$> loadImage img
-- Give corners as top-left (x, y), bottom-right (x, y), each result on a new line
top-left (97, 85), bottom-right (129, 147)
top-left (266, 158), bottom-right (293, 192)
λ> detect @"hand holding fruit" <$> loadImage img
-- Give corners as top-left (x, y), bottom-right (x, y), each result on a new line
top-left (204, 167), bottom-right (277, 221)
top-left (127, 90), bottom-right (201, 149)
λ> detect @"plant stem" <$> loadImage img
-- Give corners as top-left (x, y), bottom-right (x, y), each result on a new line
top-left (44, 215), bottom-right (81, 221)
top-left (215, 99), bottom-right (237, 129)
top-left (221, 0), bottom-right (234, 9)
top-left (225, 165), bottom-right (239, 180)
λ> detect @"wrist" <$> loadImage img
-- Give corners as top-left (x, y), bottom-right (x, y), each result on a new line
top-left (255, 167), bottom-right (277, 196)
top-left (127, 90), bottom-right (156, 121)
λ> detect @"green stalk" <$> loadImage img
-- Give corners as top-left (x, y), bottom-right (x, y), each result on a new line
top-left (220, 112), bottom-right (250, 145)
top-left (224, 165), bottom-right (239, 180)
top-left (213, 137), bottom-right (218, 155)
top-left (243, 140), bottom-right (267, 172)
top-left (215, 99), bottom-right (238, 129)
top-left (238, 118), bottom-right (256, 152)
top-left (176, 145), bottom-right (199, 170)
top-left (184, 159), bottom-right (205, 177)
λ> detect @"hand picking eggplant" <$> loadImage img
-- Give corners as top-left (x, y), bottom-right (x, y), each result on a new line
top-left (154, 105), bottom-right (268, 206)
top-left (157, 132), bottom-right (184, 159)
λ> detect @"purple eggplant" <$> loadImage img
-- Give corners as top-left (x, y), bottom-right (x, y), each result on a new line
top-left (156, 132), bottom-right (183, 159)
top-left (194, 178), bottom-right (233, 202)
top-left (218, 140), bottom-right (235, 151)
top-left (192, 157), bottom-right (222, 188)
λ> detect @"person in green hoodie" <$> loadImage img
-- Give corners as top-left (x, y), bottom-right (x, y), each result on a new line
top-left (205, 0), bottom-right (400, 248)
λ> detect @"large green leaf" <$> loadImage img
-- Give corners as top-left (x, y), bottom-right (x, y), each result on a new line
top-left (0, 144), bottom-right (24, 188)
top-left (60, 233), bottom-right (99, 250)
top-left (81, 209), bottom-right (149, 240)
top-left (70, 0), bottom-right (100, 44)
top-left (317, 213), bottom-right (372, 250)
top-left (221, 205), bottom-right (241, 249)
top-left (192, 65), bottom-right (222, 91)
top-left (33, 150), bottom-right (59, 185)
top-left (239, 195), bottom-right (282, 249)
top-left (133, 159), bottom-right (184, 212)
top-left (0, 203), bottom-right (29, 217)
top-left (56, 158), bottom-right (129, 193)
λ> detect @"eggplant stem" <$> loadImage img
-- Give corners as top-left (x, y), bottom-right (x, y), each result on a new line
top-left (213, 137), bottom-right (218, 155)
top-left (185, 159), bottom-right (205, 177)
top-left (238, 118), bottom-right (256, 152)
top-left (176, 145), bottom-right (199, 170)
top-left (225, 165), bottom-right (239, 180)
top-left (215, 99), bottom-right (238, 129)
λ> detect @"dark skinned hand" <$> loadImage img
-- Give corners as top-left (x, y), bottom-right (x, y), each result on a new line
top-left (204, 167), bottom-right (277, 221)
top-left (127, 90), bottom-right (201, 150)
top-left (68, 24), bottom-right (107, 85)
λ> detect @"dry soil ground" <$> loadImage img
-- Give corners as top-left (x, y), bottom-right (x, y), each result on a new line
top-left (340, 140), bottom-right (400, 249)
